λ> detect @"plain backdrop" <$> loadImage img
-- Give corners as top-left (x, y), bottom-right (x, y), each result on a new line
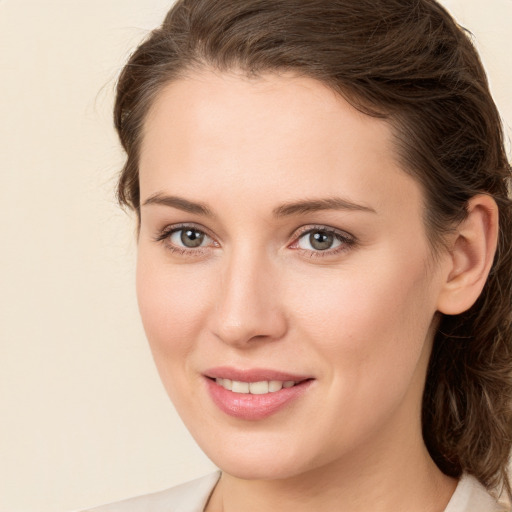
top-left (0, 1), bottom-right (510, 511)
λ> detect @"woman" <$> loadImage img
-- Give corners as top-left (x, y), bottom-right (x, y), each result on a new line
top-left (85, 0), bottom-right (512, 510)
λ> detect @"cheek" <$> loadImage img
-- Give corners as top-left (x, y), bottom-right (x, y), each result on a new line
top-left (288, 252), bottom-right (437, 386)
top-left (282, 258), bottom-right (437, 450)
top-left (136, 249), bottom-right (213, 360)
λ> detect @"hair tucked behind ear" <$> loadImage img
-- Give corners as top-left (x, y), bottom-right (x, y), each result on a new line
top-left (114, 0), bottom-right (512, 498)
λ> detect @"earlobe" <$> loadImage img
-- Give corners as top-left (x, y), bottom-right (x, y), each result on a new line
top-left (436, 194), bottom-right (499, 315)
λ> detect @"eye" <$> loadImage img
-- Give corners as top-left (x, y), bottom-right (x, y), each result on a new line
top-left (290, 226), bottom-right (356, 256)
top-left (298, 230), bottom-right (342, 251)
top-left (170, 227), bottom-right (210, 248)
top-left (154, 224), bottom-right (216, 254)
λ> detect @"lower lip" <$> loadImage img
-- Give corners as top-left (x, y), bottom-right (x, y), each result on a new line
top-left (205, 378), bottom-right (313, 420)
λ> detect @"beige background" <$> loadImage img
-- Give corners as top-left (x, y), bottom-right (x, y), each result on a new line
top-left (0, 1), bottom-right (510, 511)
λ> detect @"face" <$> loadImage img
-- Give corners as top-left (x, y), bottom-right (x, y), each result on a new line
top-left (137, 70), bottom-right (449, 480)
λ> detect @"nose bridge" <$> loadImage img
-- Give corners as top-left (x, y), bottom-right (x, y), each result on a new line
top-left (212, 243), bottom-right (286, 346)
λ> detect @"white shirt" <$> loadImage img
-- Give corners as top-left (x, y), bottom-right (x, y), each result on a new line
top-left (81, 471), bottom-right (509, 512)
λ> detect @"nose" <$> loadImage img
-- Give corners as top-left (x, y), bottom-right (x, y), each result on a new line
top-left (209, 248), bottom-right (288, 348)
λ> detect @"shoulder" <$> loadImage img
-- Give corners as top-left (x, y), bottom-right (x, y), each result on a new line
top-left (80, 471), bottom-right (221, 512)
top-left (444, 474), bottom-right (510, 512)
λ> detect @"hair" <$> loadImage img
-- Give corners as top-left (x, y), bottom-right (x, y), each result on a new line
top-left (114, 0), bottom-right (512, 499)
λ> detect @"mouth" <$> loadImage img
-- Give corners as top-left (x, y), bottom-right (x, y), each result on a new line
top-left (203, 367), bottom-right (314, 420)
top-left (211, 377), bottom-right (304, 394)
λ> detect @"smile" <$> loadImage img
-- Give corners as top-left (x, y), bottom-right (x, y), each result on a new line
top-left (204, 368), bottom-right (314, 420)
top-left (215, 378), bottom-right (297, 394)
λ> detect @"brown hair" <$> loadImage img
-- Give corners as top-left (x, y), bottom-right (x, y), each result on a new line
top-left (114, 0), bottom-right (512, 498)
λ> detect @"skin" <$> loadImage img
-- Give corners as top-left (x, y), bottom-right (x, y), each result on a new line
top-left (136, 69), bottom-right (463, 511)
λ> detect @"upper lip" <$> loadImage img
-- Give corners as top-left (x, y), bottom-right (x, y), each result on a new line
top-left (204, 366), bottom-right (312, 382)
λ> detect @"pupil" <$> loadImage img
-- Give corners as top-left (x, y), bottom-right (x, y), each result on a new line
top-left (310, 231), bottom-right (333, 251)
top-left (181, 229), bottom-right (204, 248)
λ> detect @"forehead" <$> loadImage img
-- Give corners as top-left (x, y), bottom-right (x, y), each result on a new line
top-left (139, 69), bottom-right (423, 221)
top-left (141, 69), bottom-right (392, 167)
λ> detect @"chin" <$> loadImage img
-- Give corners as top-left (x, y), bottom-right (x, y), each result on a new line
top-left (193, 430), bottom-right (323, 481)
top-left (215, 457), bottom-right (307, 481)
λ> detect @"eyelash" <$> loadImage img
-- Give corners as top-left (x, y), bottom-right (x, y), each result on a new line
top-left (154, 223), bottom-right (216, 257)
top-left (154, 223), bottom-right (356, 259)
top-left (291, 225), bottom-right (356, 258)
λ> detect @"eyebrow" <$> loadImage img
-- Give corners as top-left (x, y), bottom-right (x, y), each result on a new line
top-left (272, 197), bottom-right (376, 217)
top-left (141, 193), bottom-right (376, 217)
top-left (142, 193), bottom-right (214, 217)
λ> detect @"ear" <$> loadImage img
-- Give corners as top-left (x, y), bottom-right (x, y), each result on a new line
top-left (436, 194), bottom-right (499, 315)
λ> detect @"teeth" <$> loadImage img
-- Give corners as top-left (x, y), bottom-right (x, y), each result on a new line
top-left (268, 380), bottom-right (283, 392)
top-left (216, 378), bottom-right (232, 390)
top-left (232, 381), bottom-right (250, 393)
top-left (249, 381), bottom-right (269, 394)
top-left (215, 378), bottom-right (297, 394)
